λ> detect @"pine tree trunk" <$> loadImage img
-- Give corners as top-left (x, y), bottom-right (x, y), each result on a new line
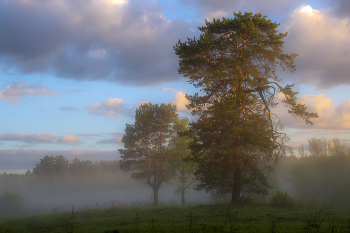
top-left (231, 168), bottom-right (241, 204)
top-left (181, 189), bottom-right (185, 205)
top-left (153, 187), bottom-right (159, 206)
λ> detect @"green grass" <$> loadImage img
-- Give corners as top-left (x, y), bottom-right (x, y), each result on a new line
top-left (1, 204), bottom-right (350, 232)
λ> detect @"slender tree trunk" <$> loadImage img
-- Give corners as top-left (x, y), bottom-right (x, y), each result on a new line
top-left (153, 187), bottom-right (159, 206)
top-left (181, 188), bottom-right (185, 205)
top-left (231, 168), bottom-right (241, 204)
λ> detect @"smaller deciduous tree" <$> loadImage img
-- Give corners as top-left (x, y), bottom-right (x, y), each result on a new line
top-left (171, 117), bottom-right (195, 205)
top-left (0, 190), bottom-right (25, 217)
top-left (119, 103), bottom-right (180, 206)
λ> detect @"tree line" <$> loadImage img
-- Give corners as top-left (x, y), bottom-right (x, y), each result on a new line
top-left (26, 156), bottom-right (121, 180)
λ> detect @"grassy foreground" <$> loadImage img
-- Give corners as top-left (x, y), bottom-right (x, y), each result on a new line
top-left (1, 204), bottom-right (350, 233)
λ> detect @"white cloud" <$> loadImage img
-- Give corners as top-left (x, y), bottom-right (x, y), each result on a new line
top-left (300, 5), bottom-right (314, 14)
top-left (57, 134), bottom-right (81, 145)
top-left (85, 98), bottom-right (127, 116)
top-left (275, 94), bottom-right (350, 130)
top-left (0, 81), bottom-right (60, 103)
top-left (110, 0), bottom-right (127, 5)
top-left (171, 91), bottom-right (190, 111)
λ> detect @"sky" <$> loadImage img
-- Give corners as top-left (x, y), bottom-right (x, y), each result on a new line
top-left (0, 0), bottom-right (349, 173)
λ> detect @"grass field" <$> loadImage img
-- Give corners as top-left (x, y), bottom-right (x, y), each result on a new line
top-left (1, 203), bottom-right (350, 233)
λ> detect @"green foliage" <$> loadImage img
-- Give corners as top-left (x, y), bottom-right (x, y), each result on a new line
top-left (0, 190), bottom-right (25, 216)
top-left (32, 155), bottom-right (69, 179)
top-left (69, 157), bottom-right (95, 179)
top-left (174, 12), bottom-right (318, 204)
top-left (270, 191), bottom-right (295, 208)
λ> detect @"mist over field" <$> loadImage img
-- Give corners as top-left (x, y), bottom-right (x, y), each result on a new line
top-left (0, 163), bottom-right (211, 218)
top-left (1, 137), bottom-right (348, 219)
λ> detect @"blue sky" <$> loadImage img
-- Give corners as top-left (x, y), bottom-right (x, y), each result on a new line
top-left (1, 0), bottom-right (349, 173)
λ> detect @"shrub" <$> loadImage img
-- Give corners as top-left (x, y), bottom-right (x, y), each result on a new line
top-left (239, 196), bottom-right (253, 205)
top-left (0, 190), bottom-right (25, 216)
top-left (270, 191), bottom-right (295, 208)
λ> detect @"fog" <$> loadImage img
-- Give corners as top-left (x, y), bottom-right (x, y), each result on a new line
top-left (1, 137), bottom-right (350, 219)
top-left (0, 169), bottom-right (210, 218)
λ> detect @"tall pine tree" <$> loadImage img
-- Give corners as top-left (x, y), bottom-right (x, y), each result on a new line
top-left (174, 12), bottom-right (318, 203)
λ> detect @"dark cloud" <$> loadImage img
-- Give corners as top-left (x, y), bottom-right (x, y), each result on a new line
top-left (0, 149), bottom-right (120, 170)
top-left (1, 0), bottom-right (348, 89)
top-left (179, 0), bottom-right (305, 19)
top-left (0, 0), bottom-right (199, 86)
top-left (335, 0), bottom-right (350, 17)
top-left (280, 6), bottom-right (350, 89)
top-left (322, 0), bottom-right (350, 18)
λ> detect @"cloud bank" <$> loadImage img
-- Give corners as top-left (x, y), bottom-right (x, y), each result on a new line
top-left (0, 133), bottom-right (82, 145)
top-left (0, 0), bottom-right (198, 86)
top-left (0, 81), bottom-right (60, 102)
top-left (1, 1), bottom-right (349, 90)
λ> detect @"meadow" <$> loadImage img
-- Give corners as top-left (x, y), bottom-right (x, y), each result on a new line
top-left (1, 202), bottom-right (350, 233)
